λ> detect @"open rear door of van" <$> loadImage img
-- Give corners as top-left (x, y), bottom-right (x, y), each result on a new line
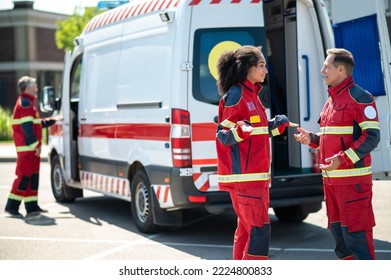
top-left (188, 1), bottom-right (266, 192)
top-left (332, 0), bottom-right (391, 178)
top-left (61, 50), bottom-right (73, 183)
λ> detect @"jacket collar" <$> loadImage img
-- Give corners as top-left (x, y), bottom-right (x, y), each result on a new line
top-left (328, 76), bottom-right (354, 98)
top-left (20, 92), bottom-right (36, 101)
top-left (239, 79), bottom-right (263, 95)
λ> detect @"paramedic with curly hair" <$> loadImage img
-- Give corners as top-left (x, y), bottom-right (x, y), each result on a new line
top-left (215, 45), bottom-right (297, 260)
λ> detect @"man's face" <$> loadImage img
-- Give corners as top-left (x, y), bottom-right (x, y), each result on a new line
top-left (320, 54), bottom-right (345, 87)
top-left (26, 81), bottom-right (38, 97)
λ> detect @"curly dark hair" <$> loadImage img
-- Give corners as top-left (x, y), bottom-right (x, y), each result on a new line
top-left (216, 45), bottom-right (263, 95)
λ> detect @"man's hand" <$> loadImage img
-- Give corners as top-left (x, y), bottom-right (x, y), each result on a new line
top-left (35, 146), bottom-right (41, 157)
top-left (52, 115), bottom-right (63, 121)
top-left (319, 154), bottom-right (340, 171)
top-left (294, 127), bottom-right (311, 145)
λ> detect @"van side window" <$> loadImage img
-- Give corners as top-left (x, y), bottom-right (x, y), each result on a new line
top-left (192, 28), bottom-right (265, 105)
top-left (70, 56), bottom-right (82, 101)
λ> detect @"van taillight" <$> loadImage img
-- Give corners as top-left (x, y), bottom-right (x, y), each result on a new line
top-left (171, 109), bottom-right (192, 168)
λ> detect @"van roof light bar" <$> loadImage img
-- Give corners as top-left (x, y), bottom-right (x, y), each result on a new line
top-left (97, 1), bottom-right (129, 10)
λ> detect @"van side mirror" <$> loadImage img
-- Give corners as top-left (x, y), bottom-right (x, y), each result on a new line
top-left (40, 86), bottom-right (60, 114)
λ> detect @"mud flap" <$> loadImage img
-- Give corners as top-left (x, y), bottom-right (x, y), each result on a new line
top-left (64, 185), bottom-right (83, 200)
top-left (151, 189), bottom-right (182, 227)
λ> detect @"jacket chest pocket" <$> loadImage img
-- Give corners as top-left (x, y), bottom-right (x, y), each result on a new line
top-left (330, 103), bottom-right (347, 124)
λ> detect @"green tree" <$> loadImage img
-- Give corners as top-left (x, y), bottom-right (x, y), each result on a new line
top-left (55, 6), bottom-right (102, 52)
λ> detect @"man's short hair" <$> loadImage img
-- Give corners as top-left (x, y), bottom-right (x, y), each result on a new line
top-left (18, 76), bottom-right (36, 93)
top-left (327, 48), bottom-right (354, 76)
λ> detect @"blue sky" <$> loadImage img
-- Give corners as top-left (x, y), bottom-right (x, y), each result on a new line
top-left (0, 0), bottom-right (101, 15)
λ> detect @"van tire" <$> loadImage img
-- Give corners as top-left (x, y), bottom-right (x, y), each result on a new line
top-left (131, 170), bottom-right (162, 233)
top-left (273, 205), bottom-right (309, 222)
top-left (50, 155), bottom-right (82, 202)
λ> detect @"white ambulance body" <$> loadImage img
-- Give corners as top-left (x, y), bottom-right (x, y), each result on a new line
top-left (41, 0), bottom-right (391, 233)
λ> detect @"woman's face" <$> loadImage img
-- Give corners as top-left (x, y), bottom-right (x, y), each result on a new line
top-left (247, 53), bottom-right (268, 84)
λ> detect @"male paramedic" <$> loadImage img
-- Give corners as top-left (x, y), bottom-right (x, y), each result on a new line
top-left (294, 48), bottom-right (380, 259)
top-left (5, 76), bottom-right (58, 217)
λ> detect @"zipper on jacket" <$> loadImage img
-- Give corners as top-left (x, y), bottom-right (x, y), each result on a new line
top-left (245, 138), bottom-right (252, 170)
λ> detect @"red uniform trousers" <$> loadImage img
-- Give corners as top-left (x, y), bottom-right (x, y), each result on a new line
top-left (228, 185), bottom-right (270, 260)
top-left (7, 151), bottom-right (41, 212)
top-left (324, 183), bottom-right (375, 260)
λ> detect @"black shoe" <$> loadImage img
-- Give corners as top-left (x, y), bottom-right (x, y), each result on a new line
top-left (5, 208), bottom-right (23, 218)
top-left (27, 206), bottom-right (48, 215)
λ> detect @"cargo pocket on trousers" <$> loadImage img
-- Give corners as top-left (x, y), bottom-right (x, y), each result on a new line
top-left (236, 194), bottom-right (264, 227)
top-left (345, 197), bottom-right (375, 233)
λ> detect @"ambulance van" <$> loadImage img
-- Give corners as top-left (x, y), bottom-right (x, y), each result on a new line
top-left (40, 0), bottom-right (391, 233)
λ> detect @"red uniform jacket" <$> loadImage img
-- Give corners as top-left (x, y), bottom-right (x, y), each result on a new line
top-left (216, 80), bottom-right (289, 190)
top-left (311, 76), bottom-right (380, 185)
top-left (12, 93), bottom-right (55, 153)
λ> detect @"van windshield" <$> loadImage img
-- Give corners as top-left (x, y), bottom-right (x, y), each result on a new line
top-left (192, 27), bottom-right (266, 105)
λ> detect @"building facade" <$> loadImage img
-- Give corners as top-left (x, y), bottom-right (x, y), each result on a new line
top-left (0, 1), bottom-right (66, 110)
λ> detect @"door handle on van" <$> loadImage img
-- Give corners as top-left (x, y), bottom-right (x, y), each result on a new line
top-left (80, 117), bottom-right (87, 121)
top-left (302, 54), bottom-right (311, 121)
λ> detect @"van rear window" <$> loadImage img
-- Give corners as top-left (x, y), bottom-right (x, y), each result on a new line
top-left (192, 28), bottom-right (265, 105)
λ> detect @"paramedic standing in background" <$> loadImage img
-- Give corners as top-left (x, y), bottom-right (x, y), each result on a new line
top-left (5, 76), bottom-right (59, 217)
top-left (215, 45), bottom-right (297, 260)
top-left (294, 48), bottom-right (380, 259)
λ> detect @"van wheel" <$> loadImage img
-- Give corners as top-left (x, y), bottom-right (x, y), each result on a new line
top-left (273, 205), bottom-right (309, 222)
top-left (51, 155), bottom-right (82, 202)
top-left (130, 170), bottom-right (162, 233)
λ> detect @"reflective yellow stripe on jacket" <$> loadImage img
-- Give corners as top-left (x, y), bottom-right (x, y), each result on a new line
top-left (322, 167), bottom-right (372, 178)
top-left (320, 126), bottom-right (353, 135)
top-left (218, 172), bottom-right (270, 183)
top-left (15, 141), bottom-right (39, 152)
top-left (251, 127), bottom-right (268, 135)
top-left (12, 117), bottom-right (41, 125)
top-left (271, 128), bottom-right (281, 136)
top-left (359, 121), bottom-right (380, 130)
top-left (345, 148), bottom-right (360, 164)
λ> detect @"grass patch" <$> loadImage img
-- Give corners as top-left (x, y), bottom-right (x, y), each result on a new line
top-left (0, 106), bottom-right (13, 141)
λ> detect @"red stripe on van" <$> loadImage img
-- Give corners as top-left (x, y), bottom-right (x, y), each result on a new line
top-left (158, 0), bottom-right (168, 9)
top-left (163, 186), bottom-right (170, 203)
top-left (49, 123), bottom-right (63, 136)
top-left (192, 158), bottom-right (217, 165)
top-left (189, 0), bottom-right (201, 5)
top-left (116, 124), bottom-right (171, 140)
top-left (136, 2), bottom-right (148, 15)
top-left (191, 122), bottom-right (217, 141)
top-left (164, 0), bottom-right (174, 9)
top-left (79, 123), bottom-right (171, 141)
top-left (144, 0), bottom-right (155, 12)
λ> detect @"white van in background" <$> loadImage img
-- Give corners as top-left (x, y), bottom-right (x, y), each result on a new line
top-left (41, 0), bottom-right (391, 233)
